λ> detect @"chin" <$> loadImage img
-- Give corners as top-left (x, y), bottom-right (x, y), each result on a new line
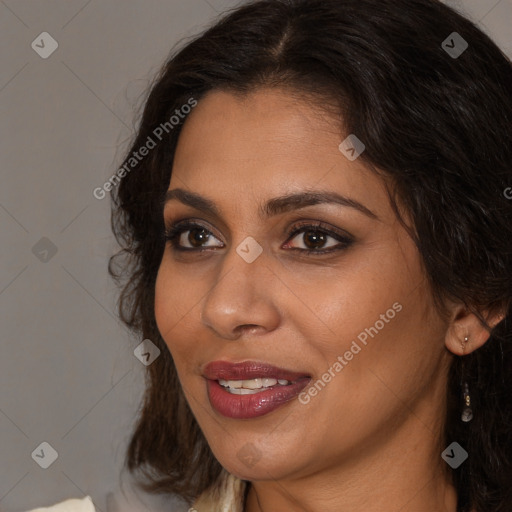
top-left (207, 433), bottom-right (309, 482)
top-left (220, 457), bottom-right (296, 482)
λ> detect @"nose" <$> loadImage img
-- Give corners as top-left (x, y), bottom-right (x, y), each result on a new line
top-left (200, 242), bottom-right (281, 341)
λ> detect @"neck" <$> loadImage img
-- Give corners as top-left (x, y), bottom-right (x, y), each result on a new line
top-left (244, 415), bottom-right (459, 512)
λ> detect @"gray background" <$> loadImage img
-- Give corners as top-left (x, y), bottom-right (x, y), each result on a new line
top-left (0, 1), bottom-right (510, 511)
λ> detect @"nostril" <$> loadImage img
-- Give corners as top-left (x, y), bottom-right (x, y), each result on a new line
top-left (236, 324), bottom-right (262, 335)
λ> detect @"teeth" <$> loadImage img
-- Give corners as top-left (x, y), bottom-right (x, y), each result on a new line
top-left (219, 379), bottom-right (242, 388)
top-left (228, 388), bottom-right (260, 395)
top-left (218, 377), bottom-right (290, 393)
top-left (242, 378), bottom-right (263, 389)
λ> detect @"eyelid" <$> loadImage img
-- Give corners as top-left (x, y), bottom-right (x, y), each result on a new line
top-left (164, 216), bottom-right (353, 239)
top-left (284, 219), bottom-right (354, 242)
top-left (164, 217), bottom-right (355, 254)
top-left (164, 217), bottom-right (224, 240)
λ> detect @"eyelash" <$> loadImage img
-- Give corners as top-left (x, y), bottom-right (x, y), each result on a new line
top-left (163, 219), bottom-right (354, 255)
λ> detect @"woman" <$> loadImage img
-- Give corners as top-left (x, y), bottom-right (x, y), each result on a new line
top-left (29, 0), bottom-right (512, 510)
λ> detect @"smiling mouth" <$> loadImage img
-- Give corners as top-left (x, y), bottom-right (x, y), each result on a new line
top-left (218, 377), bottom-right (295, 394)
top-left (202, 359), bottom-right (311, 381)
top-left (203, 360), bottom-right (311, 419)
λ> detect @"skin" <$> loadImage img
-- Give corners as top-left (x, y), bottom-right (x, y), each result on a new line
top-left (154, 88), bottom-right (500, 512)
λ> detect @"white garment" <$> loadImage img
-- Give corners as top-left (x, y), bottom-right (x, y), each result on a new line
top-left (25, 470), bottom-right (245, 512)
top-left (26, 495), bottom-right (96, 512)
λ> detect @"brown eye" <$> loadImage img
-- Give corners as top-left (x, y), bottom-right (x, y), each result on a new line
top-left (302, 230), bottom-right (328, 250)
top-left (187, 227), bottom-right (212, 247)
top-left (164, 220), bottom-right (353, 255)
top-left (164, 221), bottom-right (223, 250)
top-left (284, 224), bottom-right (353, 254)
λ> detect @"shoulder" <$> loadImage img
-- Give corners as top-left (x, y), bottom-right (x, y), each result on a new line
top-left (25, 496), bottom-right (95, 512)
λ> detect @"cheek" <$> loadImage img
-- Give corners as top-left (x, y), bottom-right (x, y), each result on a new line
top-left (154, 259), bottom-right (199, 365)
top-left (315, 275), bottom-right (442, 424)
top-left (154, 265), bottom-right (175, 347)
top-left (282, 245), bottom-right (416, 353)
top-left (292, 240), bottom-right (436, 392)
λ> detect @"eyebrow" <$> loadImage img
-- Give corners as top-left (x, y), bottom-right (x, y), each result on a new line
top-left (164, 188), bottom-right (378, 220)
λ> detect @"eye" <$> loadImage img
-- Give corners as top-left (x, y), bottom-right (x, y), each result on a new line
top-left (164, 221), bottom-right (223, 251)
top-left (163, 220), bottom-right (354, 255)
top-left (283, 222), bottom-right (353, 254)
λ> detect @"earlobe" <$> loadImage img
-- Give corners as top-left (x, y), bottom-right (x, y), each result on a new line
top-left (445, 328), bottom-right (473, 357)
top-left (444, 305), bottom-right (505, 356)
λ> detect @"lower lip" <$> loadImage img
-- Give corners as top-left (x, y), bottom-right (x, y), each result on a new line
top-left (206, 378), bottom-right (311, 419)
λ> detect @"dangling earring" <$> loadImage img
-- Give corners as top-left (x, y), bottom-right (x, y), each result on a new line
top-left (461, 335), bottom-right (473, 423)
top-left (461, 381), bottom-right (473, 422)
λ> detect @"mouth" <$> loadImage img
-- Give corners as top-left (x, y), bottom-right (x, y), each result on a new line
top-left (217, 377), bottom-right (297, 394)
top-left (203, 360), bottom-right (311, 419)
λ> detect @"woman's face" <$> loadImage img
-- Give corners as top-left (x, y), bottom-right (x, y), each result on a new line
top-left (155, 88), bottom-right (452, 481)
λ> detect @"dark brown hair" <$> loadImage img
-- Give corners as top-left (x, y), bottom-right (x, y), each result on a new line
top-left (108, 0), bottom-right (512, 510)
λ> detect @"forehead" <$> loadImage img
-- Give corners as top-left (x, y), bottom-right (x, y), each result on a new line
top-left (175, 87), bottom-right (339, 156)
top-left (168, 88), bottom-right (387, 217)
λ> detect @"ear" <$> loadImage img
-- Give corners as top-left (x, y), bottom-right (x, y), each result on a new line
top-left (445, 304), bottom-right (506, 356)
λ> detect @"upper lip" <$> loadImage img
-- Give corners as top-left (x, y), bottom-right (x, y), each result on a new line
top-left (203, 360), bottom-right (311, 382)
